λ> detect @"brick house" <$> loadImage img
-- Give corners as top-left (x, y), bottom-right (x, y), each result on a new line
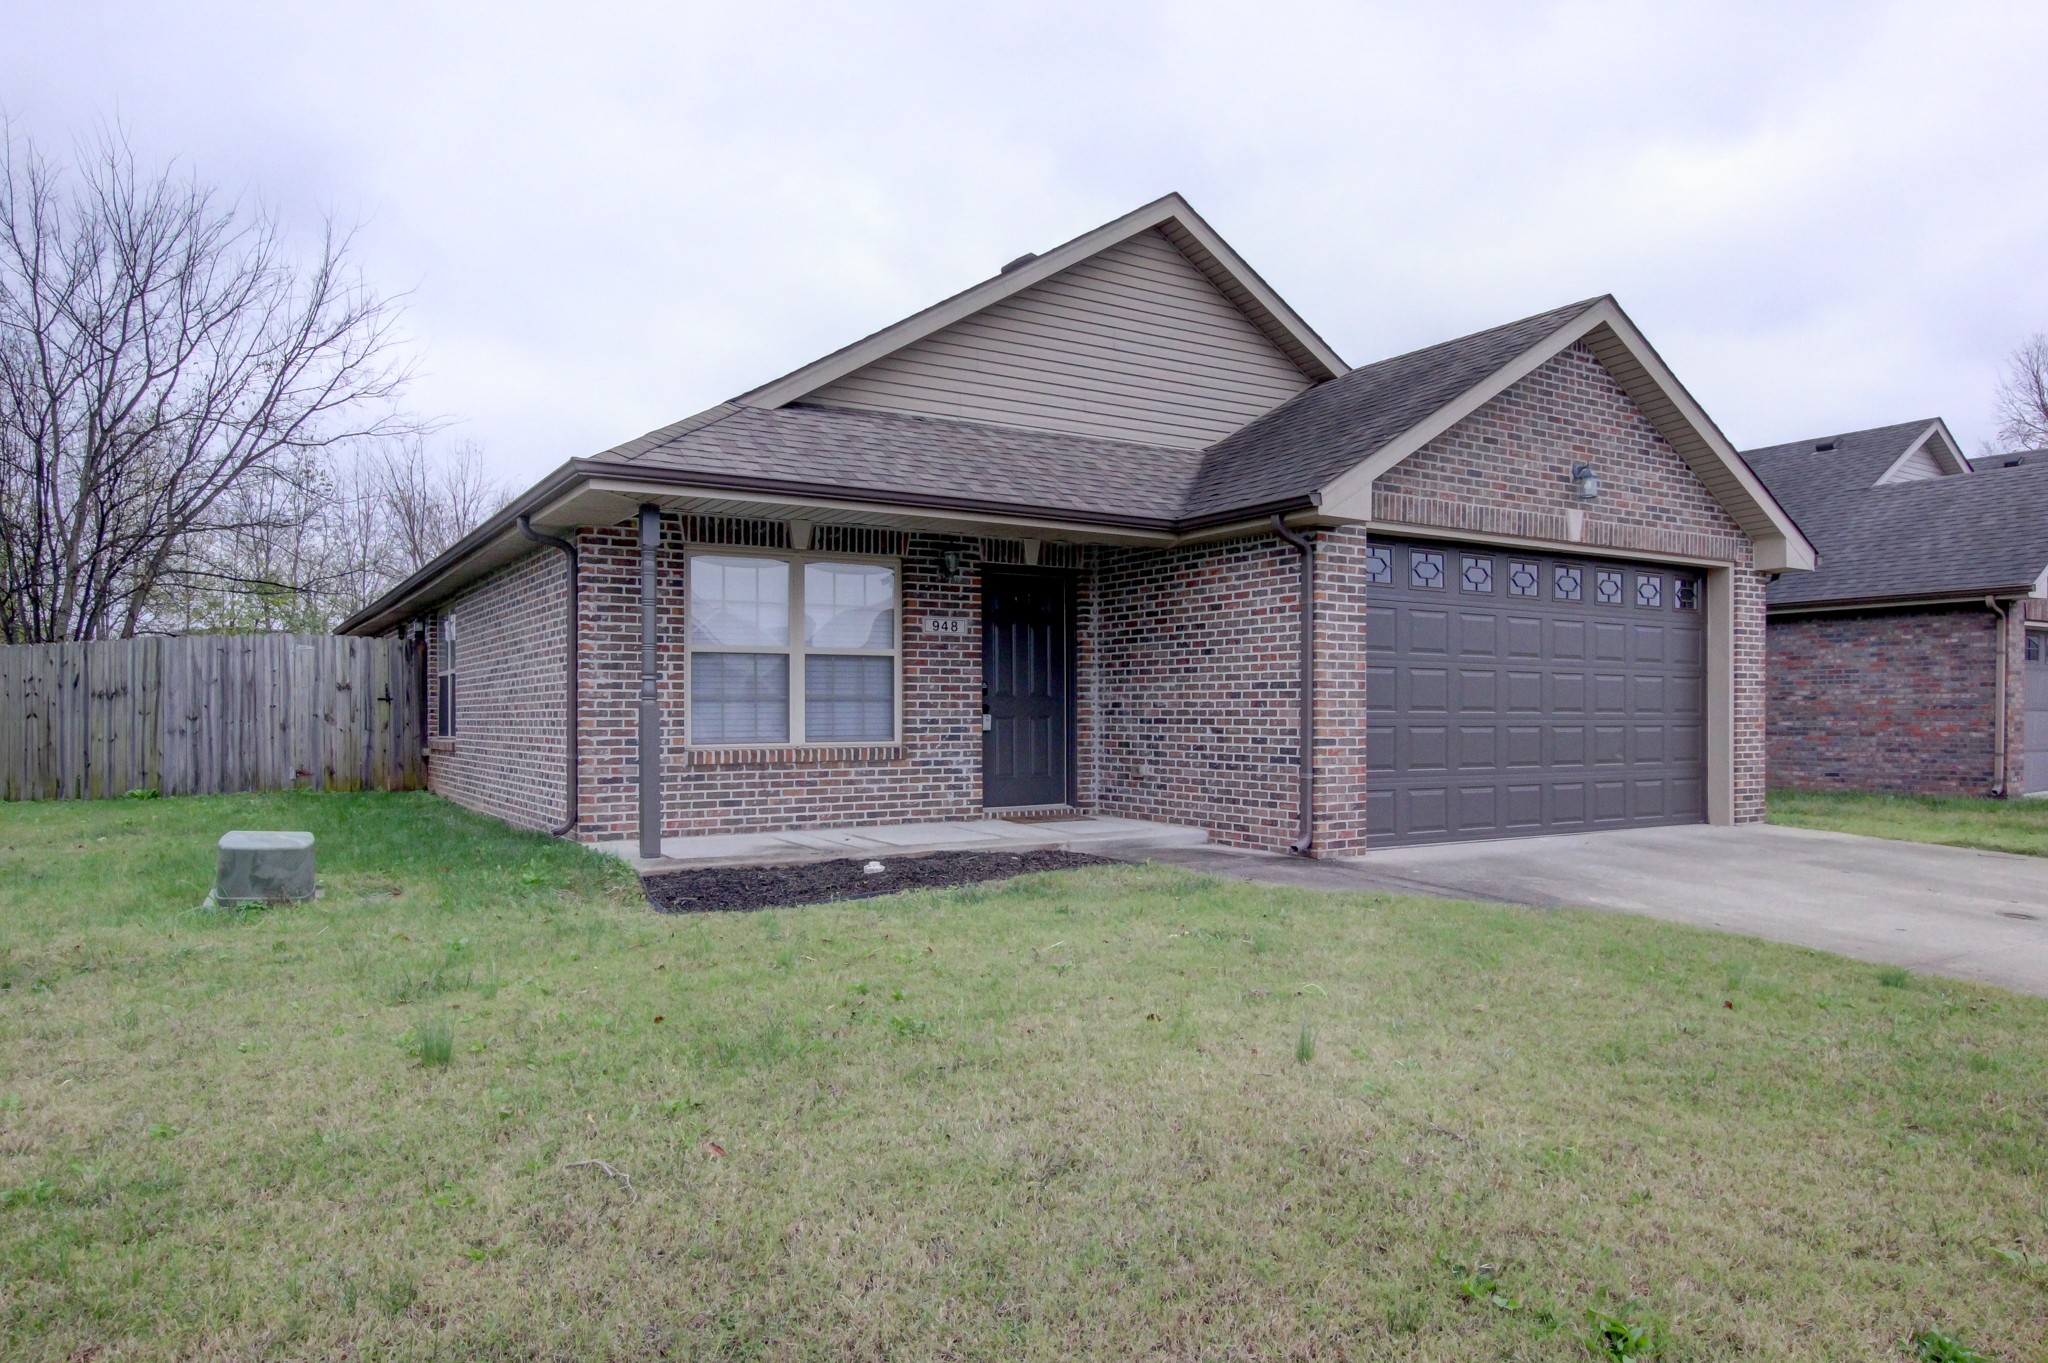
top-left (340, 195), bottom-right (1814, 856)
top-left (1746, 421), bottom-right (2048, 797)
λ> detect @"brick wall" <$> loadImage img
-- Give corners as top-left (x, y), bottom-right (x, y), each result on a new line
top-left (423, 550), bottom-right (570, 833)
top-left (1377, 340), bottom-right (1768, 824)
top-left (1093, 534), bottom-right (1305, 851)
top-left (1766, 605), bottom-right (2004, 796)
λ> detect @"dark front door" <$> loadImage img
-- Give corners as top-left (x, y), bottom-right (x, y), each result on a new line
top-left (1367, 538), bottom-right (1709, 846)
top-left (983, 571), bottom-right (1073, 808)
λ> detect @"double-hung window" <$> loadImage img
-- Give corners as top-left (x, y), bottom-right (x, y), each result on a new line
top-left (436, 614), bottom-right (457, 737)
top-left (686, 553), bottom-right (898, 745)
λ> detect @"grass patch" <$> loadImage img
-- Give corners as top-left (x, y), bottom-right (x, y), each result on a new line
top-left (2, 791), bottom-right (2046, 1358)
top-left (1770, 788), bottom-right (2048, 857)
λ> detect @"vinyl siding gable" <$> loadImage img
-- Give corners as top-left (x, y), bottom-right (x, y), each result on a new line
top-left (799, 228), bottom-right (1316, 448)
top-left (1877, 442), bottom-right (1946, 483)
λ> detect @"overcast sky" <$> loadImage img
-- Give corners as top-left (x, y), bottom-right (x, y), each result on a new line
top-left (8, 1), bottom-right (2047, 485)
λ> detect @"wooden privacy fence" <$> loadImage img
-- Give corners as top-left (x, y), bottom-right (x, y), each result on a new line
top-left (0, 634), bottom-right (425, 801)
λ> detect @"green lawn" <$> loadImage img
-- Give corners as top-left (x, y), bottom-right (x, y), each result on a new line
top-left (3, 794), bottom-right (2046, 1360)
top-left (1770, 788), bottom-right (2048, 858)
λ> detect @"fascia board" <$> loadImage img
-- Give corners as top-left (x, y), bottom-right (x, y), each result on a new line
top-left (732, 193), bottom-right (1344, 410)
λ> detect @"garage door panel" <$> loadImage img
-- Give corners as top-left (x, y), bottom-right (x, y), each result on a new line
top-left (1366, 663), bottom-right (1396, 710)
top-left (1409, 609), bottom-right (1450, 654)
top-left (1636, 724), bottom-right (1666, 763)
top-left (1405, 787), bottom-right (1449, 834)
top-left (1367, 786), bottom-right (1396, 835)
top-left (1409, 668), bottom-right (1449, 711)
top-left (1592, 621), bottom-right (1628, 661)
top-left (1458, 613), bottom-right (1498, 657)
top-left (1455, 785), bottom-right (1496, 831)
top-left (1504, 784), bottom-right (1544, 828)
top-left (1592, 673), bottom-right (1627, 713)
top-left (1592, 780), bottom-right (1628, 822)
top-left (1506, 671), bottom-right (1544, 711)
top-left (1367, 536), bottom-right (1708, 847)
top-left (1505, 726), bottom-right (1543, 767)
top-left (1457, 669), bottom-right (1497, 710)
top-left (1366, 604), bottom-right (1397, 650)
top-left (1458, 725), bottom-right (1497, 768)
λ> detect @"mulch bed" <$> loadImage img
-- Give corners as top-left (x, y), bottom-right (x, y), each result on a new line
top-left (642, 849), bottom-right (1111, 914)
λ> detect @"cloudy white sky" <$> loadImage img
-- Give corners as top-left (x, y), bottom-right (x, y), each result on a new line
top-left (8, 1), bottom-right (2047, 485)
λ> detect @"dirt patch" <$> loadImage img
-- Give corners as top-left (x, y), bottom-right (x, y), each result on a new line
top-left (642, 849), bottom-right (1112, 914)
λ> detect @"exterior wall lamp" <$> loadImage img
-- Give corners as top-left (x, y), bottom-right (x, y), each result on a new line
top-left (941, 549), bottom-right (965, 581)
top-left (1571, 463), bottom-right (1600, 500)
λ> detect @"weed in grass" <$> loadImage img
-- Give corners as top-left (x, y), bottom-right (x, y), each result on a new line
top-left (1295, 1016), bottom-right (1315, 1064)
top-left (1586, 1306), bottom-right (1663, 1360)
top-left (411, 1014), bottom-right (453, 1068)
top-left (1989, 1245), bottom-right (2046, 1274)
top-left (1, 1178), bottom-right (56, 1208)
top-left (1911, 1327), bottom-right (1990, 1362)
top-left (1879, 966), bottom-right (1913, 989)
top-left (379, 1270), bottom-right (419, 1317)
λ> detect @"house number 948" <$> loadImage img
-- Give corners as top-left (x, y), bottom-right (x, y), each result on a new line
top-left (921, 616), bottom-right (972, 637)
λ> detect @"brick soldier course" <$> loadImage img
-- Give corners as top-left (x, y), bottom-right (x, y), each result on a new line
top-left (346, 194), bottom-right (1816, 855)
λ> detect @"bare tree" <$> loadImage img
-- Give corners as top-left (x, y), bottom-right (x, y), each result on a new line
top-left (0, 125), bottom-right (414, 642)
top-left (1991, 333), bottom-right (2048, 453)
top-left (366, 436), bottom-right (506, 577)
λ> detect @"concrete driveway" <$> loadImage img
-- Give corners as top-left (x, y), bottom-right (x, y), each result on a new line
top-left (1114, 824), bottom-right (2048, 997)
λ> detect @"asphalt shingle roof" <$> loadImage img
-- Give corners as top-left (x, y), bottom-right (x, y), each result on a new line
top-left (601, 300), bottom-right (1608, 530)
top-left (1744, 424), bottom-right (2048, 606)
top-left (1183, 299), bottom-right (1603, 520)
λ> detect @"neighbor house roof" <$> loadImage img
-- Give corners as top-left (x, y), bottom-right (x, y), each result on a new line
top-left (338, 199), bottom-right (1814, 636)
top-left (1745, 421), bottom-right (2048, 609)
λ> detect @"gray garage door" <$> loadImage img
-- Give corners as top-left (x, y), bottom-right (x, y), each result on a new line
top-left (1366, 538), bottom-right (1708, 847)
top-left (2026, 631), bottom-right (2048, 795)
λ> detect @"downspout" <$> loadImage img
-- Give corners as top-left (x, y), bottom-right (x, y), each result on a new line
top-left (1272, 514), bottom-right (1315, 855)
top-left (1989, 595), bottom-right (2011, 797)
top-left (637, 505), bottom-right (663, 859)
top-left (518, 516), bottom-right (579, 837)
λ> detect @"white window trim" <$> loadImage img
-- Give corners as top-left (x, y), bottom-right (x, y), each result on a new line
top-left (436, 613), bottom-right (457, 738)
top-left (684, 547), bottom-right (903, 748)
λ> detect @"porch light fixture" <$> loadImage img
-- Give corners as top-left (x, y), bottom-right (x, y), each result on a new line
top-left (941, 550), bottom-right (964, 582)
top-left (1571, 462), bottom-right (1600, 500)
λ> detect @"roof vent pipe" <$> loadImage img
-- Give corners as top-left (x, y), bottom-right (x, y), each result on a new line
top-left (1272, 514), bottom-right (1316, 855)
top-left (999, 252), bottom-right (1039, 273)
top-left (517, 516), bottom-right (580, 837)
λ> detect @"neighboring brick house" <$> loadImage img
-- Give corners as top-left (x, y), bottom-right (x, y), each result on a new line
top-left (341, 194), bottom-right (1814, 856)
top-left (1746, 421), bottom-right (2048, 796)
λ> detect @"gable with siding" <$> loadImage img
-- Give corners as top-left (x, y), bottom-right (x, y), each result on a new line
top-left (799, 227), bottom-right (1317, 448)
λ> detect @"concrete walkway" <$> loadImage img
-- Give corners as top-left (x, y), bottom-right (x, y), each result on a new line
top-left (1105, 824), bottom-right (2048, 997)
top-left (595, 814), bottom-right (1207, 872)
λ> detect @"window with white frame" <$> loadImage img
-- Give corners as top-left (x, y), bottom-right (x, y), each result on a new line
top-left (686, 553), bottom-right (898, 744)
top-left (436, 614), bottom-right (457, 737)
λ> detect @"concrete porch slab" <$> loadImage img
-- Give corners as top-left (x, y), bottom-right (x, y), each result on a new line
top-left (594, 814), bottom-right (1206, 873)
